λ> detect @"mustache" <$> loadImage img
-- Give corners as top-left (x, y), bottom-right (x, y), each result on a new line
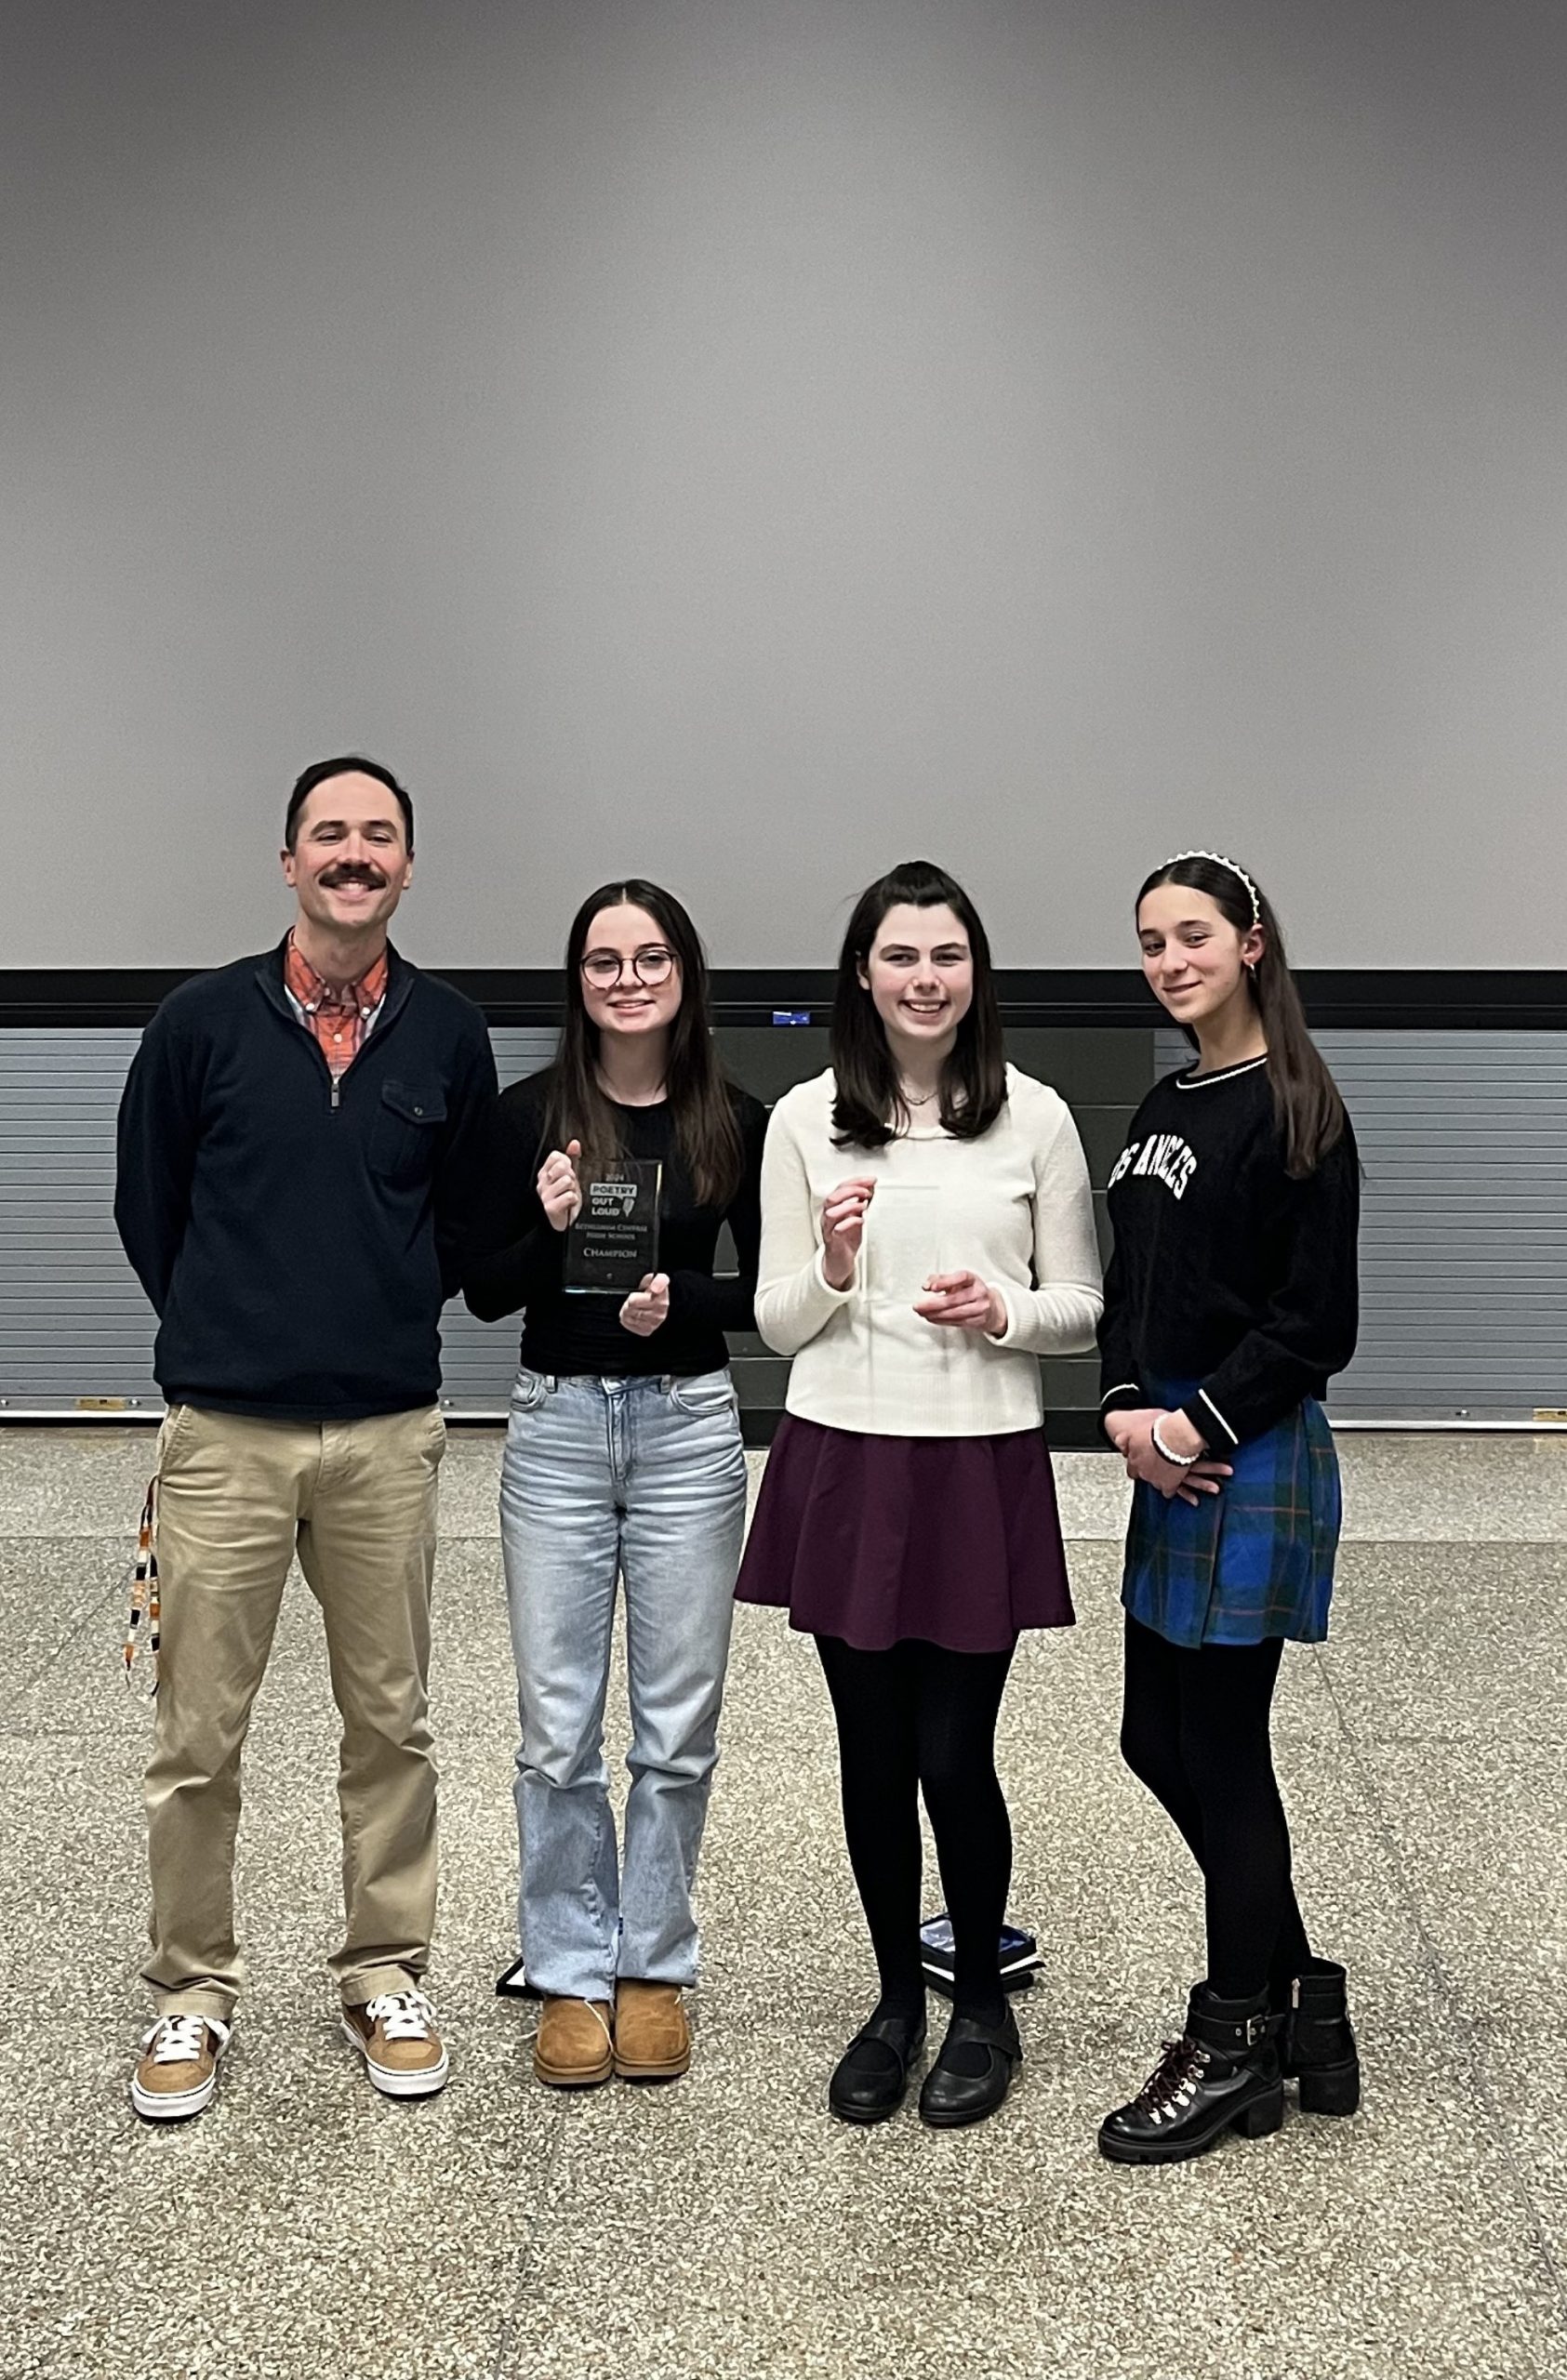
top-left (321, 866), bottom-right (388, 890)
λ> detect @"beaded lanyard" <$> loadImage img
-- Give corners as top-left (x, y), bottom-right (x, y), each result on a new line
top-left (125, 1477), bottom-right (161, 1696)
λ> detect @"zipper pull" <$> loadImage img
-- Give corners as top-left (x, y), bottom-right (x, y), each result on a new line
top-left (331, 1076), bottom-right (340, 1112)
top-left (1291, 1977), bottom-right (1301, 2010)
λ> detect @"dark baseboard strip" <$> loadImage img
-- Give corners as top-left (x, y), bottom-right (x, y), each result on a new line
top-left (5, 1401), bottom-right (1109, 1447)
top-left (3, 966), bottom-right (1564, 1031)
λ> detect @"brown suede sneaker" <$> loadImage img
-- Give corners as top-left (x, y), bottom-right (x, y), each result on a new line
top-left (614, 1981), bottom-right (691, 2081)
top-left (534, 1996), bottom-right (615, 2088)
top-left (340, 1989), bottom-right (449, 2099)
top-left (130, 2013), bottom-right (232, 2122)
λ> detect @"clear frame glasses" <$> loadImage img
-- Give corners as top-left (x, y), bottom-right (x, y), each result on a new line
top-left (580, 945), bottom-right (678, 990)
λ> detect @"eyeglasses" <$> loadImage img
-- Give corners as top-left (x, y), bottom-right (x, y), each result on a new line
top-left (580, 945), bottom-right (678, 989)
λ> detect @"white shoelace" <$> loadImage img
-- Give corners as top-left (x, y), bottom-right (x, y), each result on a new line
top-left (365, 1990), bottom-right (438, 2043)
top-left (141, 2013), bottom-right (229, 2066)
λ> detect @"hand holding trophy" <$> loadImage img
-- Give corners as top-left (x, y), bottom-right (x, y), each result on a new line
top-left (538, 1140), bottom-right (583, 1232)
top-left (619, 1273), bottom-right (672, 1336)
top-left (821, 1177), bottom-right (876, 1289)
top-left (913, 1269), bottom-right (1007, 1335)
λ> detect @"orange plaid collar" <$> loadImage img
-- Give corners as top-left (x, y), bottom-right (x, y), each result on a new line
top-left (284, 933), bottom-right (389, 1078)
top-left (284, 932), bottom-right (389, 1021)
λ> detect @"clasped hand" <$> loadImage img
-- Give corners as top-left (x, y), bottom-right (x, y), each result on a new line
top-left (1106, 1408), bottom-right (1233, 1507)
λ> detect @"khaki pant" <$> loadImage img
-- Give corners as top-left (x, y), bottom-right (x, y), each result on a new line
top-left (143, 1403), bottom-right (446, 2021)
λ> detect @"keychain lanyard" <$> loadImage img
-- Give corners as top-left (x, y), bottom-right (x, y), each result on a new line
top-left (125, 1477), bottom-right (161, 1695)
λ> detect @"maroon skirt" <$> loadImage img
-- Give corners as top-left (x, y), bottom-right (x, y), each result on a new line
top-left (735, 1414), bottom-right (1073, 1654)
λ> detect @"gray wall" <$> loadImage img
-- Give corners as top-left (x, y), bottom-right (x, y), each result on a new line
top-left (4, 0), bottom-right (1564, 971)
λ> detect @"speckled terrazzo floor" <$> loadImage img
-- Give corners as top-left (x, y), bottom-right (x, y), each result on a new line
top-left (7, 1427), bottom-right (1567, 2380)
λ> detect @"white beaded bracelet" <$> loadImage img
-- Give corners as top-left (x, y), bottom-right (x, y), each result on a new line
top-left (1149, 1420), bottom-right (1198, 1467)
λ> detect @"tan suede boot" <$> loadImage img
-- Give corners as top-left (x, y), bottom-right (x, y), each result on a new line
top-left (614, 1981), bottom-right (691, 2081)
top-left (534, 1996), bottom-right (615, 2088)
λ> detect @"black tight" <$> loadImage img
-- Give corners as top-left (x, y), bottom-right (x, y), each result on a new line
top-left (816, 1635), bottom-right (1014, 2025)
top-left (1121, 1611), bottom-right (1313, 2001)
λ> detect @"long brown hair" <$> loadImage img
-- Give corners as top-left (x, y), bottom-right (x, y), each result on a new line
top-left (1136, 853), bottom-right (1347, 1178)
top-left (543, 879), bottom-right (743, 1208)
top-left (830, 860), bottom-right (1007, 1149)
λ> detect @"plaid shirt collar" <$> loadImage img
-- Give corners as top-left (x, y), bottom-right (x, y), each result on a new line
top-left (284, 931), bottom-right (389, 1022)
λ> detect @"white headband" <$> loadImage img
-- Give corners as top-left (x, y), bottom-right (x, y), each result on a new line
top-left (1161, 849), bottom-right (1262, 930)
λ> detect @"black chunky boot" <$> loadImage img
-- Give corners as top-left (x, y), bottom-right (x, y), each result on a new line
top-left (1098, 1984), bottom-right (1283, 2166)
top-left (1276, 1957), bottom-right (1360, 2116)
top-left (828, 2007), bottom-right (927, 2124)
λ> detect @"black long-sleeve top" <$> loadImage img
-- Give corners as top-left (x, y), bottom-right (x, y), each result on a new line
top-left (462, 1070), bottom-right (766, 1377)
top-left (1098, 1055), bottom-right (1360, 1449)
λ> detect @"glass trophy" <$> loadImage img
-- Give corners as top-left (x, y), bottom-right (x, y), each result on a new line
top-left (863, 1181), bottom-right (946, 1311)
top-left (564, 1159), bottom-right (662, 1295)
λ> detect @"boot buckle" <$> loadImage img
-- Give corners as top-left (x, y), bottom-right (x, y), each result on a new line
top-left (1243, 2012), bottom-right (1268, 2046)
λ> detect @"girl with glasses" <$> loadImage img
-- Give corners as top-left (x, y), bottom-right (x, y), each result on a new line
top-left (1096, 852), bottom-right (1360, 2166)
top-left (464, 880), bottom-right (762, 2090)
top-left (736, 860), bottom-right (1103, 2128)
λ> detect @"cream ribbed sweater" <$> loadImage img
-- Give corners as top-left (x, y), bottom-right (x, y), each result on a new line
top-left (754, 1066), bottom-right (1104, 1437)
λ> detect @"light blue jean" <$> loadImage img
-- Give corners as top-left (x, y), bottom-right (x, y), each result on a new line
top-left (499, 1367), bottom-right (749, 2000)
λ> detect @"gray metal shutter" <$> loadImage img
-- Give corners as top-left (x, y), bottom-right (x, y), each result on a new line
top-left (436, 1027), bottom-right (556, 1409)
top-left (1154, 1028), bottom-right (1567, 1419)
top-left (0, 1029), bottom-right (159, 1409)
top-left (5, 1023), bottom-right (1560, 1420)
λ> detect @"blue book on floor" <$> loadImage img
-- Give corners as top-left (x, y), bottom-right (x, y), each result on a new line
top-left (920, 1912), bottom-right (1040, 1997)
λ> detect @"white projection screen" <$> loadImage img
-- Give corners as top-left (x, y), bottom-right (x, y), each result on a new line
top-left (3, 0), bottom-right (1563, 972)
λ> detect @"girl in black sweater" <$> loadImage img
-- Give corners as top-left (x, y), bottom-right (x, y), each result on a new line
top-left (1096, 852), bottom-right (1361, 2166)
top-left (463, 880), bottom-right (764, 2092)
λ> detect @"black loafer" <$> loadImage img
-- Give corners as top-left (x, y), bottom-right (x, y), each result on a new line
top-left (917, 2005), bottom-right (1022, 2129)
top-left (828, 2011), bottom-right (927, 2124)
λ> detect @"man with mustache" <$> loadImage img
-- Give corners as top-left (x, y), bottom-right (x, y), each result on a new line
top-left (114, 757), bottom-right (497, 2120)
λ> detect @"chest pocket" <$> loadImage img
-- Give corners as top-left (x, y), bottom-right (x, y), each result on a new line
top-left (368, 1078), bottom-right (446, 1186)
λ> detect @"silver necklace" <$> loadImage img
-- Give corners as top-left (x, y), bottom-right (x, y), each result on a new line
top-left (899, 1081), bottom-right (939, 1108)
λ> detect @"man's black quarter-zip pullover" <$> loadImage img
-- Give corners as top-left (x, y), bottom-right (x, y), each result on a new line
top-left (114, 936), bottom-right (498, 1420)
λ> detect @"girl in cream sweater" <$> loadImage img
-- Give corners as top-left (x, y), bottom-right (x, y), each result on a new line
top-left (736, 860), bottom-right (1102, 2130)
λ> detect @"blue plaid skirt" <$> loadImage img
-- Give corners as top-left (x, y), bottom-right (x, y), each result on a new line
top-left (1121, 1379), bottom-right (1342, 1649)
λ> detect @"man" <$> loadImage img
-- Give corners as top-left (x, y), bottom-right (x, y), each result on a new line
top-left (114, 756), bottom-right (497, 2120)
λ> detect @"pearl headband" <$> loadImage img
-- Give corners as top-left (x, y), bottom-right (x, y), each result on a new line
top-left (1160, 849), bottom-right (1262, 931)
